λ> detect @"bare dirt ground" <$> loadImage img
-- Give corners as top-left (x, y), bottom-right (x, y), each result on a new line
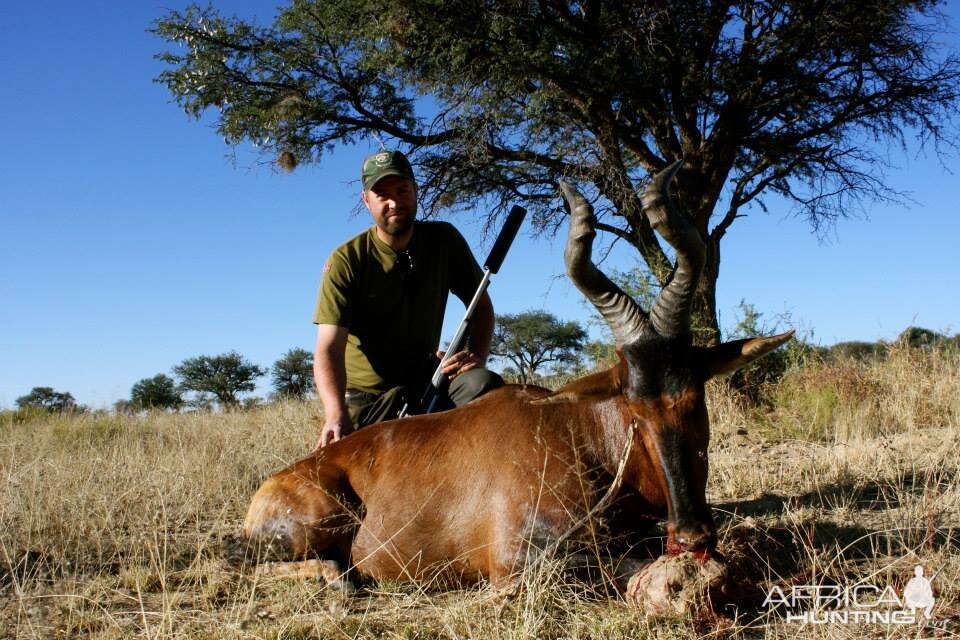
top-left (2, 358), bottom-right (958, 639)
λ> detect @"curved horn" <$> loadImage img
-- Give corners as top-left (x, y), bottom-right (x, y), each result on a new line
top-left (560, 181), bottom-right (651, 346)
top-left (642, 160), bottom-right (706, 337)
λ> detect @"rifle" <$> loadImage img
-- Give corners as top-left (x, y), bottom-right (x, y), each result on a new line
top-left (398, 204), bottom-right (527, 417)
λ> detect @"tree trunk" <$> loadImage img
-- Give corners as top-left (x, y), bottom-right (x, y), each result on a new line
top-left (694, 238), bottom-right (721, 347)
top-left (672, 169), bottom-right (724, 346)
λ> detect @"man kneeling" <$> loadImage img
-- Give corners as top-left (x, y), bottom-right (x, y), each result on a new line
top-left (313, 150), bottom-right (502, 449)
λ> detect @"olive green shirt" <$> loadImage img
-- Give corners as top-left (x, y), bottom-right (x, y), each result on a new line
top-left (313, 221), bottom-right (483, 394)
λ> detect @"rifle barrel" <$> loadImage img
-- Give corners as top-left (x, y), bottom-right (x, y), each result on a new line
top-left (404, 204), bottom-right (527, 417)
top-left (484, 205), bottom-right (526, 273)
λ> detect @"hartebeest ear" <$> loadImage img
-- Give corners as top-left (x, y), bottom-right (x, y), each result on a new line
top-left (697, 330), bottom-right (795, 379)
top-left (529, 367), bottom-right (622, 405)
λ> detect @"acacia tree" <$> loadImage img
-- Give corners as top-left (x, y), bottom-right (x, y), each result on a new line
top-left (128, 374), bottom-right (183, 411)
top-left (172, 352), bottom-right (265, 408)
top-left (16, 387), bottom-right (78, 413)
top-left (153, 0), bottom-right (960, 343)
top-left (491, 311), bottom-right (586, 383)
top-left (272, 348), bottom-right (314, 399)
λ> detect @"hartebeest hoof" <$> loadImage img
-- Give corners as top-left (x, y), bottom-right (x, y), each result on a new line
top-left (625, 552), bottom-right (729, 616)
top-left (254, 559), bottom-right (357, 594)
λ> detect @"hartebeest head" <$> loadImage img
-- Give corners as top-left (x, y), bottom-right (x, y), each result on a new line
top-left (558, 161), bottom-right (793, 552)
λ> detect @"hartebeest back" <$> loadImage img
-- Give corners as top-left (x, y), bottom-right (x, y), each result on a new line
top-left (244, 161), bottom-right (792, 587)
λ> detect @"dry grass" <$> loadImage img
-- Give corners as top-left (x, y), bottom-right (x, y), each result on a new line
top-left (709, 346), bottom-right (960, 443)
top-left (2, 351), bottom-right (958, 639)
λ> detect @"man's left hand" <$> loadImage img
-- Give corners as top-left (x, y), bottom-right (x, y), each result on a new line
top-left (437, 350), bottom-right (483, 379)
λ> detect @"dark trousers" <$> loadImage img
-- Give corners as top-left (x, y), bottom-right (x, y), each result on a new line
top-left (345, 368), bottom-right (504, 428)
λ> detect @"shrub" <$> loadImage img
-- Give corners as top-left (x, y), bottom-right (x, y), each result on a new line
top-left (826, 340), bottom-right (888, 362)
top-left (723, 301), bottom-right (813, 406)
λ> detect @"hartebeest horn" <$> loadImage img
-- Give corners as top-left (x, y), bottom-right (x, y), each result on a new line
top-left (642, 160), bottom-right (706, 338)
top-left (560, 181), bottom-right (651, 346)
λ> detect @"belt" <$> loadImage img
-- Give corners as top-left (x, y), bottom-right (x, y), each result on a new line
top-left (344, 389), bottom-right (378, 407)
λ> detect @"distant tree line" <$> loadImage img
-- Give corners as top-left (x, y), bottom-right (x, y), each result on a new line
top-left (11, 348), bottom-right (314, 416)
top-left (10, 318), bottom-right (957, 416)
top-left (113, 348), bottom-right (315, 412)
top-left (14, 387), bottom-right (83, 414)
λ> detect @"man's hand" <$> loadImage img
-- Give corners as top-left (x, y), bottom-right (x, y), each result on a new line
top-left (314, 325), bottom-right (350, 451)
top-left (316, 414), bottom-right (354, 450)
top-left (437, 350), bottom-right (484, 379)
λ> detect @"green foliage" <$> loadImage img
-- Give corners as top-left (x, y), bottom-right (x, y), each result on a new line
top-left (730, 301), bottom-right (763, 341)
top-left (822, 327), bottom-right (958, 364)
top-left (15, 387), bottom-right (79, 413)
top-left (827, 341), bottom-right (888, 362)
top-left (724, 301), bottom-right (809, 405)
top-left (242, 396), bottom-right (266, 410)
top-left (582, 339), bottom-right (618, 371)
top-left (152, 0), bottom-right (960, 339)
top-left (581, 266), bottom-right (658, 365)
top-left (125, 374), bottom-right (183, 412)
top-left (271, 348), bottom-right (314, 399)
top-left (491, 310), bottom-right (587, 383)
top-left (609, 266), bottom-right (657, 312)
top-left (896, 326), bottom-right (955, 350)
top-left (172, 352), bottom-right (265, 408)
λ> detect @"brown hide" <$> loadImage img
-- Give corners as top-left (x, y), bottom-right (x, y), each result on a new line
top-left (244, 378), bottom-right (683, 586)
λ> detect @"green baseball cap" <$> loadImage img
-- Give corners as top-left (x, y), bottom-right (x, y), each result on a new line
top-left (361, 150), bottom-right (415, 191)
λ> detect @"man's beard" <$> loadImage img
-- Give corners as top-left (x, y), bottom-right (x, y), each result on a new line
top-left (379, 209), bottom-right (415, 236)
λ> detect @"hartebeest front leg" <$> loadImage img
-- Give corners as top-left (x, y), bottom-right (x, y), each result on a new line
top-left (243, 459), bottom-right (359, 591)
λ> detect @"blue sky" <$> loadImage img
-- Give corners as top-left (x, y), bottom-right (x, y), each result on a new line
top-left (2, 2), bottom-right (959, 409)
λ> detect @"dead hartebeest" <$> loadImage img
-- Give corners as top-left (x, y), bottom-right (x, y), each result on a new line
top-left (243, 161), bottom-right (792, 589)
